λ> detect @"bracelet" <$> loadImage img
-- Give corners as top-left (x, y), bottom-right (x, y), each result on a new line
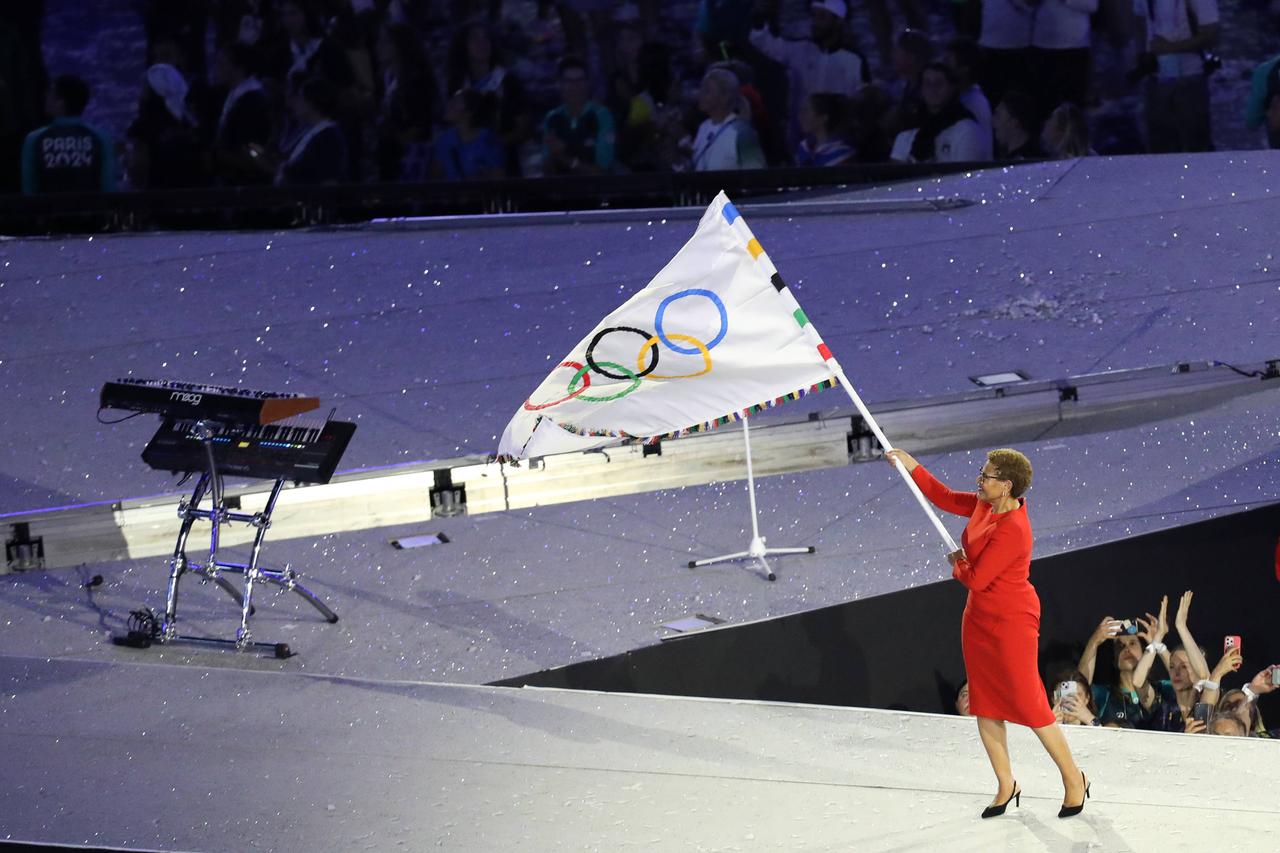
top-left (1145, 642), bottom-right (1167, 654)
top-left (1242, 685), bottom-right (1258, 703)
top-left (1195, 679), bottom-right (1219, 691)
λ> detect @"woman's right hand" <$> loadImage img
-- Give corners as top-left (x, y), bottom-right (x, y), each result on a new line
top-left (884, 449), bottom-right (919, 473)
top-left (1183, 717), bottom-right (1207, 734)
top-left (1089, 616), bottom-right (1122, 647)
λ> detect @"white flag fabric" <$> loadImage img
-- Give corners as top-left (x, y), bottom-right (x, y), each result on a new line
top-left (497, 191), bottom-right (840, 461)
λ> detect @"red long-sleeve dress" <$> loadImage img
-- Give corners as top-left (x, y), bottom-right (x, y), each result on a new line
top-left (912, 465), bottom-right (1056, 728)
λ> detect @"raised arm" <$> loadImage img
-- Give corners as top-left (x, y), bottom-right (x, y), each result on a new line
top-left (885, 450), bottom-right (979, 517)
top-left (1173, 591), bottom-right (1212, 681)
top-left (1202, 645), bottom-right (1243, 707)
top-left (1132, 596), bottom-right (1169, 692)
top-left (1078, 616), bottom-right (1122, 684)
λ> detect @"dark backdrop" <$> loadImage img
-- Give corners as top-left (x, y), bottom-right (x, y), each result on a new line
top-left (496, 502), bottom-right (1280, 723)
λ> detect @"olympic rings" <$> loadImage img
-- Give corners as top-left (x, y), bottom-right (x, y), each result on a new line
top-left (587, 326), bottom-right (659, 379)
top-left (528, 288), bottom-right (730, 411)
top-left (523, 361), bottom-right (591, 411)
top-left (568, 360), bottom-right (641, 402)
top-left (639, 333), bottom-right (711, 378)
top-left (655, 288), bottom-right (728, 354)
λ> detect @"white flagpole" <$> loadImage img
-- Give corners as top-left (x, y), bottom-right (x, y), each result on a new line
top-left (827, 364), bottom-right (960, 554)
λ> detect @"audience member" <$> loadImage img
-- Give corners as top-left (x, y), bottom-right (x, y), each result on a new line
top-left (125, 64), bottom-right (206, 189)
top-left (977, 0), bottom-right (1033, 110)
top-left (1030, 0), bottom-right (1097, 117)
top-left (375, 22), bottom-right (437, 181)
top-left (864, 0), bottom-right (929, 74)
top-left (1130, 592), bottom-right (1212, 733)
top-left (1133, 0), bottom-right (1219, 152)
top-left (955, 680), bottom-right (973, 715)
top-left (20, 75), bottom-right (115, 194)
top-left (542, 56), bottom-right (616, 175)
top-left (1244, 53), bottom-right (1280, 148)
top-left (992, 90), bottom-right (1042, 159)
top-left (1077, 616), bottom-right (1153, 726)
top-left (689, 66), bottom-right (766, 170)
top-left (942, 37), bottom-right (993, 159)
top-left (881, 28), bottom-right (932, 144)
top-left (890, 62), bottom-right (985, 162)
top-left (431, 88), bottom-right (505, 181)
top-left (446, 22), bottom-right (530, 176)
top-left (1042, 101), bottom-right (1093, 156)
top-left (612, 41), bottom-right (684, 171)
top-left (1050, 668), bottom-right (1101, 725)
top-left (211, 42), bottom-right (273, 185)
top-left (748, 0), bottom-right (868, 144)
top-left (267, 0), bottom-right (357, 94)
top-left (276, 77), bottom-right (348, 185)
top-left (795, 92), bottom-right (854, 165)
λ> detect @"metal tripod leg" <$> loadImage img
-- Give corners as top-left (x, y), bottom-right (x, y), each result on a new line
top-left (164, 473), bottom-right (208, 639)
top-left (686, 416), bottom-right (815, 581)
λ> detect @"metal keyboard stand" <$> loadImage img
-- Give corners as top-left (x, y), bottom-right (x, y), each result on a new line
top-left (160, 420), bottom-right (339, 655)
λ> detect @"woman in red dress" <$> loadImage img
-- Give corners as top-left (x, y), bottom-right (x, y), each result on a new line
top-left (886, 448), bottom-right (1090, 819)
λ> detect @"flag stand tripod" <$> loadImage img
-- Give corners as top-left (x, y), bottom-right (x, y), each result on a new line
top-left (687, 414), bottom-right (814, 581)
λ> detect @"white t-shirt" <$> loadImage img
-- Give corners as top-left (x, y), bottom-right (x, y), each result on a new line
top-left (1032, 0), bottom-right (1099, 49)
top-left (979, 0), bottom-right (1034, 49)
top-left (748, 28), bottom-right (866, 100)
top-left (691, 116), bottom-right (765, 171)
top-left (959, 85), bottom-right (995, 160)
top-left (1135, 0), bottom-right (1220, 79)
top-left (891, 119), bottom-right (988, 163)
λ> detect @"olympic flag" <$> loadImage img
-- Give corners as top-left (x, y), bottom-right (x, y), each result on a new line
top-left (497, 191), bottom-right (839, 461)
top-left (497, 190), bottom-right (962, 554)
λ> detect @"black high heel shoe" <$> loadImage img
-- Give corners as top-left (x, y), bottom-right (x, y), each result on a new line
top-left (1058, 772), bottom-right (1090, 818)
top-left (981, 783), bottom-right (1021, 819)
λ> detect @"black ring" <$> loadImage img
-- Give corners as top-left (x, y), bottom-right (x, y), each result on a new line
top-left (586, 326), bottom-right (659, 379)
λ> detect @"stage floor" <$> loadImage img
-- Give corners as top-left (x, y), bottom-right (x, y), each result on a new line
top-left (2, 654), bottom-right (1276, 852)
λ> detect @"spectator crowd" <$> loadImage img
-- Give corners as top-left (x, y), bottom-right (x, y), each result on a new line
top-left (6, 0), bottom-right (1280, 194)
top-left (955, 590), bottom-right (1280, 738)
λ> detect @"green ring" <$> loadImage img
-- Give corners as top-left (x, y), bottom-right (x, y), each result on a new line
top-left (569, 361), bottom-right (640, 401)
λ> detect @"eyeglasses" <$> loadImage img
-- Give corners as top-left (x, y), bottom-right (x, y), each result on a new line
top-left (977, 470), bottom-right (1003, 482)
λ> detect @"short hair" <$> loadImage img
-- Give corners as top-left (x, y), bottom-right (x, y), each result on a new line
top-left (987, 448), bottom-right (1032, 498)
top-left (997, 90), bottom-right (1038, 133)
top-left (52, 74), bottom-right (90, 116)
top-left (944, 37), bottom-right (981, 75)
top-left (806, 92), bottom-right (849, 128)
top-left (557, 56), bottom-right (588, 78)
top-left (702, 66), bottom-right (741, 99)
top-left (299, 77), bottom-right (338, 117)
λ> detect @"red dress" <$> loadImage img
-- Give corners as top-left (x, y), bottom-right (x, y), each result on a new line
top-left (911, 465), bottom-right (1056, 728)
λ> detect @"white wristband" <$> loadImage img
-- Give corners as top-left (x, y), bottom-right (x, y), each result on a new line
top-left (1146, 642), bottom-right (1167, 654)
top-left (1196, 680), bottom-right (1219, 691)
top-left (1242, 685), bottom-right (1258, 703)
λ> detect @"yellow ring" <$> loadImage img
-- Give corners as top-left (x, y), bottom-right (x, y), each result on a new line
top-left (638, 333), bottom-right (712, 379)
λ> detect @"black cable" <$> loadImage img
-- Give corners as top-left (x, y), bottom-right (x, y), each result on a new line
top-left (96, 408), bottom-right (147, 425)
top-left (1212, 360), bottom-right (1265, 379)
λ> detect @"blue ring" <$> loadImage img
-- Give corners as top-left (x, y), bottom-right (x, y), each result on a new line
top-left (655, 289), bottom-right (728, 354)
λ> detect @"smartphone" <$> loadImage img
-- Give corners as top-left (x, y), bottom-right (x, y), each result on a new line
top-left (1192, 702), bottom-right (1213, 724)
top-left (1056, 681), bottom-right (1079, 703)
top-left (1270, 665), bottom-right (1280, 687)
top-left (1115, 619), bottom-right (1138, 635)
top-left (1224, 635), bottom-right (1243, 655)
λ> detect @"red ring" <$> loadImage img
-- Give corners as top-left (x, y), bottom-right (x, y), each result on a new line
top-left (523, 361), bottom-right (591, 411)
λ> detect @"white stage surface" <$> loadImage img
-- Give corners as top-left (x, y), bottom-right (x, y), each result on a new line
top-left (2, 655), bottom-right (1277, 852)
top-left (2, 153), bottom-right (1279, 850)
